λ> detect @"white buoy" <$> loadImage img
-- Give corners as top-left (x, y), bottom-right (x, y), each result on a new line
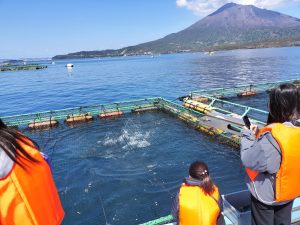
top-left (66, 63), bottom-right (74, 68)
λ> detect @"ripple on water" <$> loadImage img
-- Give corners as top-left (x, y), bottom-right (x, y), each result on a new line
top-left (13, 48), bottom-right (300, 224)
top-left (22, 111), bottom-right (248, 225)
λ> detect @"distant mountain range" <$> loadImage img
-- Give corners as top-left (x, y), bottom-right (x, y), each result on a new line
top-left (53, 3), bottom-right (300, 59)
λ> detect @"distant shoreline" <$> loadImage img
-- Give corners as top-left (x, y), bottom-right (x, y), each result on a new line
top-left (52, 42), bottom-right (300, 60)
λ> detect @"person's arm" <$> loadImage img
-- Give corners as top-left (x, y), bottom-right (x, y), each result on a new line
top-left (240, 129), bottom-right (281, 174)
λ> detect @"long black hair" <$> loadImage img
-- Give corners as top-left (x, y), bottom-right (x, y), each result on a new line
top-left (267, 83), bottom-right (298, 124)
top-left (189, 161), bottom-right (215, 195)
top-left (0, 119), bottom-right (39, 166)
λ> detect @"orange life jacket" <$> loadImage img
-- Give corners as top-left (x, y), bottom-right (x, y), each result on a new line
top-left (0, 137), bottom-right (64, 225)
top-left (179, 183), bottom-right (220, 225)
top-left (245, 123), bottom-right (300, 202)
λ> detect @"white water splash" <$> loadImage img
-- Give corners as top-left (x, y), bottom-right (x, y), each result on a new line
top-left (103, 128), bottom-right (151, 149)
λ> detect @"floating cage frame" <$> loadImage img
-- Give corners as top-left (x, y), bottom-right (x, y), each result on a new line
top-left (2, 80), bottom-right (297, 225)
top-left (1, 98), bottom-right (161, 128)
top-left (190, 78), bottom-right (300, 100)
top-left (1, 96), bottom-right (268, 149)
top-left (0, 64), bottom-right (47, 71)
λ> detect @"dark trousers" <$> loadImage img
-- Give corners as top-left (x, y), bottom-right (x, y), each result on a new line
top-left (217, 213), bottom-right (226, 225)
top-left (251, 195), bottom-right (293, 225)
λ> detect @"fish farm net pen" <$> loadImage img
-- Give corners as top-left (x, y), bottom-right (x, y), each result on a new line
top-left (1, 95), bottom-right (268, 149)
top-left (0, 98), bottom-right (162, 127)
top-left (0, 87), bottom-right (272, 225)
top-left (25, 113), bottom-right (188, 225)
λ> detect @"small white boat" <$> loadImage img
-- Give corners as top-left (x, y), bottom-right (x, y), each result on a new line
top-left (66, 63), bottom-right (74, 68)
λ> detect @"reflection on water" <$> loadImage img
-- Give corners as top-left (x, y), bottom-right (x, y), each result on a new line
top-left (67, 67), bottom-right (73, 75)
top-left (101, 119), bottom-right (152, 150)
top-left (2, 47), bottom-right (299, 224)
top-left (0, 47), bottom-right (299, 115)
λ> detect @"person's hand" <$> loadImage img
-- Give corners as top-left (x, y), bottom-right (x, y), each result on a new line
top-left (250, 124), bottom-right (259, 136)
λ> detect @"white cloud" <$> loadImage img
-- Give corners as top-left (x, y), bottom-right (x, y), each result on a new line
top-left (176, 0), bottom-right (300, 16)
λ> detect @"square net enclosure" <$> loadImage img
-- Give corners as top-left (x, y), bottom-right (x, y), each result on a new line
top-left (23, 110), bottom-right (246, 225)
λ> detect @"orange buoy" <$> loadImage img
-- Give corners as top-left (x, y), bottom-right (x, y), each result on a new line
top-left (183, 102), bottom-right (195, 109)
top-left (99, 111), bottom-right (123, 118)
top-left (183, 100), bottom-right (213, 114)
top-left (65, 113), bottom-right (93, 123)
top-left (132, 106), bottom-right (157, 113)
top-left (237, 91), bottom-right (257, 97)
top-left (193, 96), bottom-right (209, 103)
top-left (28, 119), bottom-right (58, 129)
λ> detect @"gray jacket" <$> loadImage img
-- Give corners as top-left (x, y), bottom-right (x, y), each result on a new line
top-left (240, 121), bottom-right (299, 205)
top-left (0, 147), bottom-right (14, 179)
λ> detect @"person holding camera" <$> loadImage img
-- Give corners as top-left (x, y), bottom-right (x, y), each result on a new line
top-left (241, 83), bottom-right (300, 225)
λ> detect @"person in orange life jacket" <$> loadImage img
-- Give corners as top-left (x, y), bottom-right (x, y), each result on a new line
top-left (172, 161), bottom-right (225, 225)
top-left (0, 119), bottom-right (64, 225)
top-left (241, 83), bottom-right (300, 225)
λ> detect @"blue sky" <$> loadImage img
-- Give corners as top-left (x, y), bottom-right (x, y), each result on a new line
top-left (0, 0), bottom-right (299, 59)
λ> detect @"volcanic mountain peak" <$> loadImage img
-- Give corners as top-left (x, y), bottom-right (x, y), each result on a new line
top-left (53, 3), bottom-right (300, 59)
top-left (187, 3), bottom-right (300, 30)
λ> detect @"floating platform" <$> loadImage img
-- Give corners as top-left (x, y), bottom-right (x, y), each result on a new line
top-left (181, 96), bottom-right (267, 139)
top-left (183, 99), bottom-right (215, 113)
top-left (0, 64), bottom-right (47, 71)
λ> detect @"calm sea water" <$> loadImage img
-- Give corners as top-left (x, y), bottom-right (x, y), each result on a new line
top-left (1, 47), bottom-right (300, 225)
top-left (0, 47), bottom-right (299, 115)
top-left (25, 112), bottom-right (244, 225)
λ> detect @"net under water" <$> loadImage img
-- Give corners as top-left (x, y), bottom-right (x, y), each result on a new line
top-left (24, 111), bottom-right (245, 225)
top-left (211, 93), bottom-right (269, 123)
top-left (230, 92), bottom-right (268, 111)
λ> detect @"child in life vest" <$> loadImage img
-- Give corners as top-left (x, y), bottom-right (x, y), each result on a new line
top-left (172, 161), bottom-right (225, 225)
